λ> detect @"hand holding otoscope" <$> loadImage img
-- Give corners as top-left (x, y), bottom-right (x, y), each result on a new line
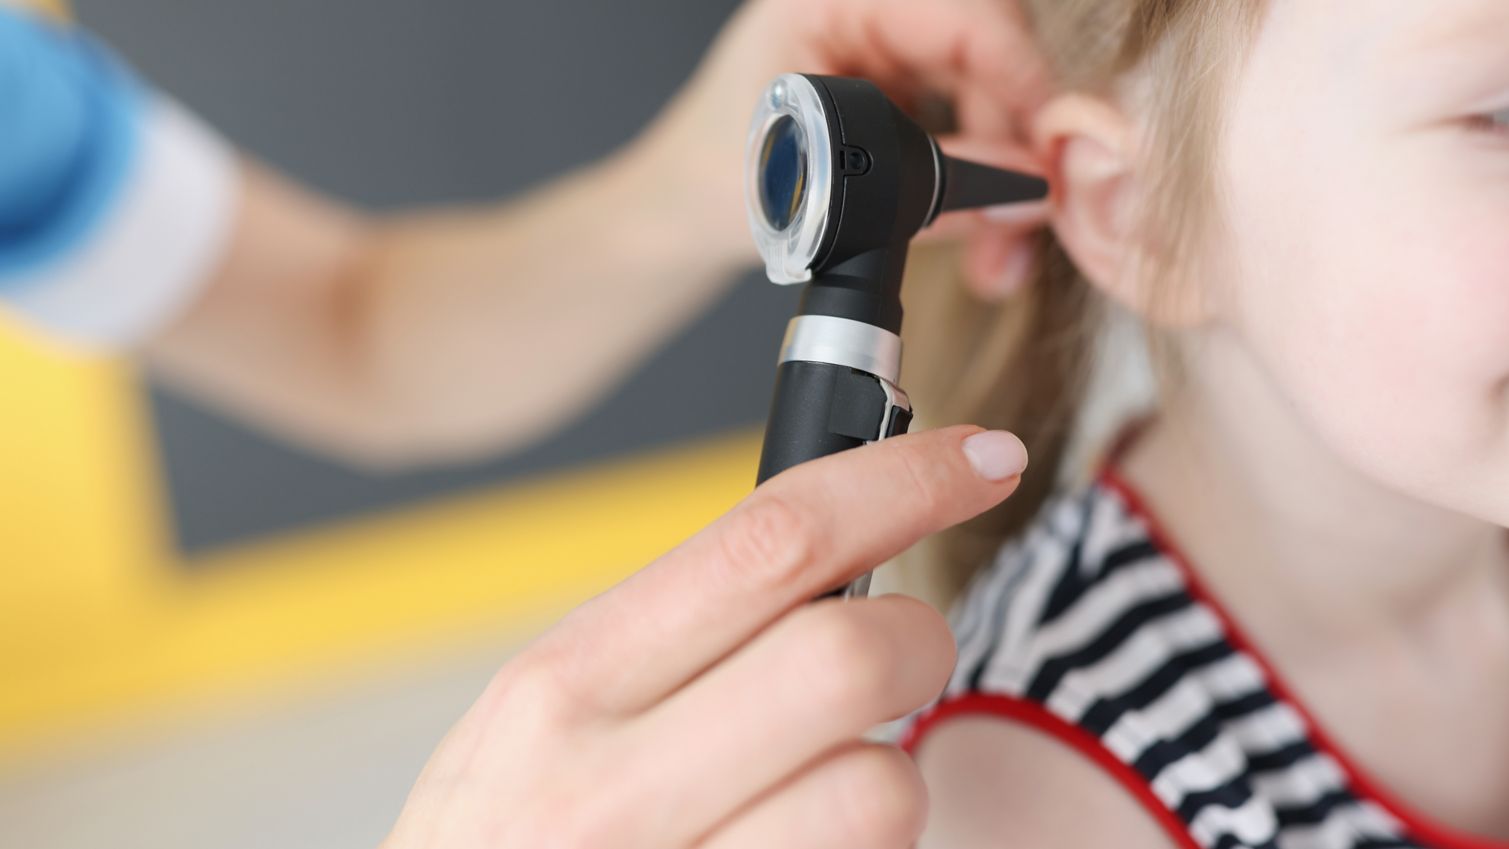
top-left (747, 74), bottom-right (1049, 598)
top-left (389, 70), bottom-right (1044, 848)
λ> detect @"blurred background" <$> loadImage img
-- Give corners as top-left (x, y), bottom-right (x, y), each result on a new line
top-left (0, 1), bottom-right (800, 846)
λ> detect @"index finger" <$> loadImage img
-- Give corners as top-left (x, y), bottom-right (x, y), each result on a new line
top-left (537, 426), bottom-right (1027, 715)
top-left (809, 0), bottom-right (1052, 121)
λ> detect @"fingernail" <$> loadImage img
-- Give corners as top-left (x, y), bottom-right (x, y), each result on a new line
top-left (963, 431), bottom-right (1029, 481)
top-left (981, 200), bottom-right (1049, 224)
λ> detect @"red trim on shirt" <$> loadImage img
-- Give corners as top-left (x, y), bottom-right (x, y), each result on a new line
top-left (1097, 465), bottom-right (1509, 849)
top-left (901, 692), bottom-right (1205, 849)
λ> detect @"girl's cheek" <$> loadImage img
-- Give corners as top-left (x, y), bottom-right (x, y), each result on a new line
top-left (1206, 0), bottom-right (1509, 517)
top-left (1374, 157), bottom-right (1509, 424)
top-left (1444, 188), bottom-right (1509, 366)
top-left (1403, 125), bottom-right (1509, 383)
top-left (1324, 190), bottom-right (1492, 440)
top-left (1265, 158), bottom-right (1509, 516)
top-left (1220, 127), bottom-right (1500, 501)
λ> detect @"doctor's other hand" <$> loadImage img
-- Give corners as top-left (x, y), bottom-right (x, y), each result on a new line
top-left (628, 0), bottom-right (1053, 300)
top-left (381, 426), bottom-right (1027, 849)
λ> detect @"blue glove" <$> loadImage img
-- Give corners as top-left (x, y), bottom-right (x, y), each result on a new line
top-left (0, 7), bottom-right (143, 276)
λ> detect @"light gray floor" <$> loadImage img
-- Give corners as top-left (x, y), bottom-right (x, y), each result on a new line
top-left (0, 642), bottom-right (521, 849)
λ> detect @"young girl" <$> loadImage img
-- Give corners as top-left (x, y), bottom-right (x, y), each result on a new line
top-left (895, 1), bottom-right (1509, 847)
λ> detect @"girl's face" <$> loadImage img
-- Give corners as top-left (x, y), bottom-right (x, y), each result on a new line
top-left (1209, 0), bottom-right (1509, 524)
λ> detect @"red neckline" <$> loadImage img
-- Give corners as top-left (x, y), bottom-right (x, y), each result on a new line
top-left (1097, 463), bottom-right (1509, 849)
top-left (901, 693), bottom-right (1205, 849)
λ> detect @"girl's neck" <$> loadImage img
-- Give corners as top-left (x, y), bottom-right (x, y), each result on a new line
top-left (1119, 332), bottom-right (1509, 654)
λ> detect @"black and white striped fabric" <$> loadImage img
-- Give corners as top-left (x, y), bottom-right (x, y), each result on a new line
top-left (901, 475), bottom-right (1496, 849)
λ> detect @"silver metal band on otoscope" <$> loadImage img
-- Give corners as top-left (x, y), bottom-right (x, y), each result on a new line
top-left (777, 315), bottom-right (904, 383)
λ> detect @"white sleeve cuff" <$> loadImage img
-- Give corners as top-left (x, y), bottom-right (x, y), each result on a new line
top-left (2, 95), bottom-right (240, 350)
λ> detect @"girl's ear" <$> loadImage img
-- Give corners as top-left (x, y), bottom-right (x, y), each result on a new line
top-left (1032, 95), bottom-right (1210, 326)
top-left (1033, 95), bottom-right (1143, 306)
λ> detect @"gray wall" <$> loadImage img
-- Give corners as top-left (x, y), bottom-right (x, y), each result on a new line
top-left (75, 0), bottom-right (799, 554)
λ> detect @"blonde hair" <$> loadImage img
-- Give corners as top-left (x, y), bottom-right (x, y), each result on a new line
top-left (898, 0), bottom-right (1264, 605)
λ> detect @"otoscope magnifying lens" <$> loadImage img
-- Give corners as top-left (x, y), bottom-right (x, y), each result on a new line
top-left (746, 74), bottom-right (835, 284)
top-left (759, 115), bottom-right (807, 232)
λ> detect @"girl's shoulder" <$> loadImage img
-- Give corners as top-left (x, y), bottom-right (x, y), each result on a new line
top-left (902, 478), bottom-right (1423, 849)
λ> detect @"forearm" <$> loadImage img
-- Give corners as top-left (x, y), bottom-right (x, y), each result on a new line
top-left (1, 3), bottom-right (762, 469)
top-left (146, 134), bottom-right (755, 467)
top-left (355, 138), bottom-right (752, 462)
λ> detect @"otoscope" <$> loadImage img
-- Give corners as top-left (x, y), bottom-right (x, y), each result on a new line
top-left (746, 74), bottom-right (1050, 599)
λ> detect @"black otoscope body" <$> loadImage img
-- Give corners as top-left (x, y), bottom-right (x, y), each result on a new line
top-left (745, 74), bottom-right (1049, 599)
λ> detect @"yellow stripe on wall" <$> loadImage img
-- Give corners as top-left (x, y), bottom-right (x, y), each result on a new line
top-left (0, 395), bottom-right (759, 762)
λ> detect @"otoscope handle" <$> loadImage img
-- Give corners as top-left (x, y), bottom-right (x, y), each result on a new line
top-left (758, 362), bottom-right (861, 483)
top-left (756, 359), bottom-right (913, 599)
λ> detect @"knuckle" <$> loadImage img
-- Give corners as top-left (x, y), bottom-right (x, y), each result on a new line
top-left (838, 747), bottom-right (930, 846)
top-left (893, 594), bottom-right (958, 668)
top-left (801, 607), bottom-right (894, 715)
top-left (717, 493), bottom-right (821, 591)
top-left (482, 650), bottom-right (577, 728)
top-left (486, 652), bottom-right (555, 706)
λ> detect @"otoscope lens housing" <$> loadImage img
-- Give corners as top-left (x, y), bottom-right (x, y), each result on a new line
top-left (747, 73), bottom-right (1049, 293)
top-left (746, 74), bottom-right (835, 285)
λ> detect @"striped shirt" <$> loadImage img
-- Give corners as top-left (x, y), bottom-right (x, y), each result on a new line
top-left (900, 468), bottom-right (1508, 849)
